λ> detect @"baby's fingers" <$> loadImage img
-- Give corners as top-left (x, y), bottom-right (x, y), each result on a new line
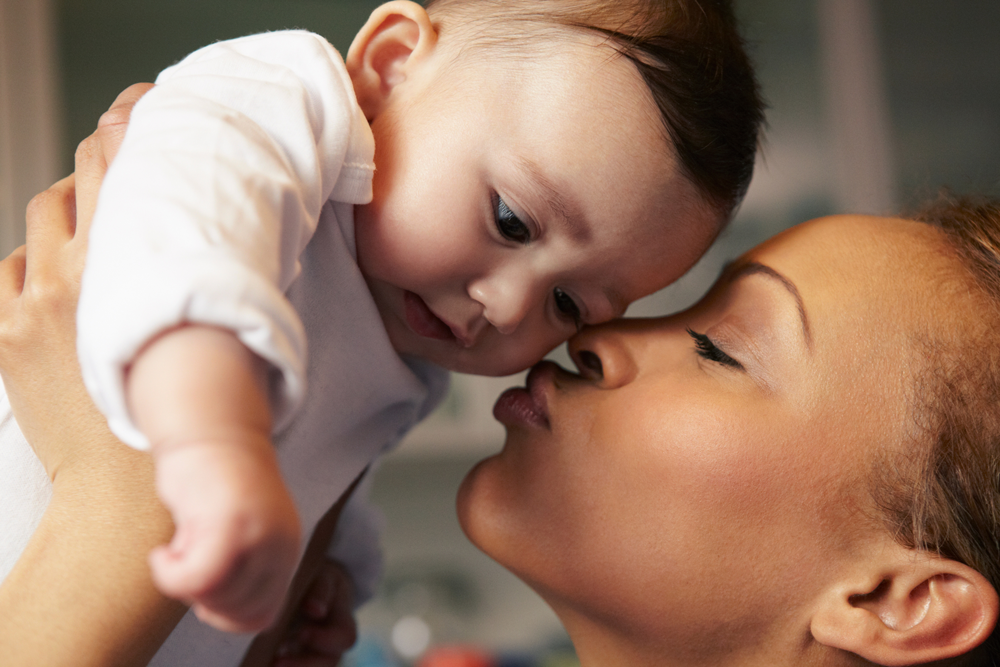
top-left (272, 560), bottom-right (357, 666)
top-left (147, 516), bottom-right (238, 604)
top-left (298, 617), bottom-right (357, 657)
top-left (150, 533), bottom-right (288, 633)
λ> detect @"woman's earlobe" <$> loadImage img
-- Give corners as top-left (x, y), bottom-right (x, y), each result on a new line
top-left (810, 548), bottom-right (998, 666)
top-left (345, 0), bottom-right (439, 120)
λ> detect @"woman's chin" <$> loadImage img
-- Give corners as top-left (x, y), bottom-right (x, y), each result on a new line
top-left (455, 451), bottom-right (536, 573)
top-left (455, 455), bottom-right (503, 551)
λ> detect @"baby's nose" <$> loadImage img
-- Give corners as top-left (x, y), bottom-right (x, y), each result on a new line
top-left (469, 279), bottom-right (536, 335)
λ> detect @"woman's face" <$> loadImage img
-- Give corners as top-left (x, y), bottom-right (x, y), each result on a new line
top-left (457, 215), bottom-right (958, 661)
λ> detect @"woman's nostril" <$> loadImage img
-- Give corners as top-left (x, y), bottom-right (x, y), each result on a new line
top-left (578, 350), bottom-right (603, 379)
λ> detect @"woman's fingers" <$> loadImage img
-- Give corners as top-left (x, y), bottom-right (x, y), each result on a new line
top-left (0, 246), bottom-right (27, 310)
top-left (22, 82), bottom-right (153, 288)
top-left (74, 82), bottom-right (153, 243)
top-left (72, 132), bottom-right (108, 240)
top-left (97, 82), bottom-right (153, 166)
top-left (22, 175), bottom-right (77, 282)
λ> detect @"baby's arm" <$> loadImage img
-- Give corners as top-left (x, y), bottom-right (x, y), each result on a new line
top-left (76, 32), bottom-right (369, 633)
top-left (128, 325), bottom-right (300, 633)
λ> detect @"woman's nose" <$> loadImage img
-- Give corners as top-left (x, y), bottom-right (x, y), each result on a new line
top-left (567, 321), bottom-right (640, 389)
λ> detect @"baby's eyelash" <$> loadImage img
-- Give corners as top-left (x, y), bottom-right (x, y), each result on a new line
top-left (494, 194), bottom-right (531, 244)
top-left (686, 328), bottom-right (743, 370)
top-left (554, 287), bottom-right (583, 330)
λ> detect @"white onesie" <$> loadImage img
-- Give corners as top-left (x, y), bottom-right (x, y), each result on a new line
top-left (0, 30), bottom-right (448, 666)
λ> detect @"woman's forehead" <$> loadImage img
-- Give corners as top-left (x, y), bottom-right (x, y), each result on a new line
top-left (748, 215), bottom-right (954, 322)
top-left (742, 215), bottom-right (954, 418)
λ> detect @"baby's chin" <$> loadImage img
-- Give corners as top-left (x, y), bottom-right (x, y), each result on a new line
top-left (387, 319), bottom-right (563, 376)
top-left (429, 346), bottom-right (555, 377)
top-left (423, 351), bottom-right (529, 377)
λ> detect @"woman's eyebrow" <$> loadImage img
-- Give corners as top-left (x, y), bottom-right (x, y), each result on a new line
top-left (722, 260), bottom-right (812, 349)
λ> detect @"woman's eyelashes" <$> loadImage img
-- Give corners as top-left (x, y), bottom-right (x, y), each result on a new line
top-left (687, 328), bottom-right (744, 370)
top-left (554, 287), bottom-right (583, 329)
top-left (494, 194), bottom-right (532, 244)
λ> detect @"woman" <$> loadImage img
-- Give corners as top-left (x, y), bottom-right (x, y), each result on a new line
top-left (1, 109), bottom-right (998, 666)
top-left (458, 202), bottom-right (1000, 665)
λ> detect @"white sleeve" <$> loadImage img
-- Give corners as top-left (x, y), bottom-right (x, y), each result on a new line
top-left (77, 31), bottom-right (373, 450)
top-left (326, 471), bottom-right (385, 607)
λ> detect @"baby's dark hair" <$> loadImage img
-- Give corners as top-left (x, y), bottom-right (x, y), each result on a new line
top-left (872, 194), bottom-right (1000, 666)
top-left (423, 0), bottom-right (765, 221)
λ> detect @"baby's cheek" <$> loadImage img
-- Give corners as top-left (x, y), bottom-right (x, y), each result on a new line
top-left (453, 328), bottom-right (562, 377)
top-left (505, 326), bottom-right (570, 372)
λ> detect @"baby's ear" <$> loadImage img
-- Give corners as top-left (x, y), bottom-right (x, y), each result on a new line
top-left (810, 542), bottom-right (998, 666)
top-left (346, 0), bottom-right (438, 120)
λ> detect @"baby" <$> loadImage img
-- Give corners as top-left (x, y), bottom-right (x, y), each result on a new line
top-left (75, 0), bottom-right (763, 639)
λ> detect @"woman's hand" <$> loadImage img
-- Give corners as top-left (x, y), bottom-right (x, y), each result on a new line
top-left (0, 82), bottom-right (153, 478)
top-left (0, 83), bottom-right (190, 667)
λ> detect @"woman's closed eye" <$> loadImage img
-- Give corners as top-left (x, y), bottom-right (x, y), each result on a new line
top-left (494, 194), bottom-right (532, 244)
top-left (687, 328), bottom-right (743, 370)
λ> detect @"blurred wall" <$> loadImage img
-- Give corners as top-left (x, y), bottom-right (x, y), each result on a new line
top-left (57, 0), bottom-right (381, 174)
top-left (0, 0), bottom-right (62, 257)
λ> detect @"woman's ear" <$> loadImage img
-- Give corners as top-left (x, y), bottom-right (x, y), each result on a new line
top-left (346, 0), bottom-right (439, 120)
top-left (810, 544), bottom-right (998, 666)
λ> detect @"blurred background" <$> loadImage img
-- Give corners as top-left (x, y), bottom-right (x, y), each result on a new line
top-left (1, 1), bottom-right (998, 665)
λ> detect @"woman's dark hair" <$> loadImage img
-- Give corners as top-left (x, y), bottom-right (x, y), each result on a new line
top-left (874, 194), bottom-right (1000, 666)
top-left (423, 0), bottom-right (766, 221)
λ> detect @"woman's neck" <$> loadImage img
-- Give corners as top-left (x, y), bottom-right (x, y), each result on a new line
top-left (559, 606), bottom-right (836, 667)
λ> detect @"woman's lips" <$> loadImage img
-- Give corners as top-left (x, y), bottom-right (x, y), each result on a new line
top-left (493, 362), bottom-right (554, 429)
top-left (404, 291), bottom-right (454, 341)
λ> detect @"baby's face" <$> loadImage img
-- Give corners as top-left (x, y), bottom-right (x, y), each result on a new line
top-left (355, 33), bottom-right (719, 376)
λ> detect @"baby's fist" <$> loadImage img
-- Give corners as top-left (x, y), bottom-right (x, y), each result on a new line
top-left (149, 439), bottom-right (301, 633)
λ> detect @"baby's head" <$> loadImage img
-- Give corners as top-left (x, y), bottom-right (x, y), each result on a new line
top-left (346, 0), bottom-right (764, 375)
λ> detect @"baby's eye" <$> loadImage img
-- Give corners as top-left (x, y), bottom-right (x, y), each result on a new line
top-left (494, 195), bottom-right (531, 244)
top-left (554, 287), bottom-right (582, 328)
top-left (686, 328), bottom-right (743, 370)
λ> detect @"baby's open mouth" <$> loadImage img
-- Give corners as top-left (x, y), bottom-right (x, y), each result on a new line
top-left (403, 291), bottom-right (454, 341)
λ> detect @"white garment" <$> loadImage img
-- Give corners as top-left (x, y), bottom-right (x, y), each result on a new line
top-left (0, 31), bottom-right (449, 666)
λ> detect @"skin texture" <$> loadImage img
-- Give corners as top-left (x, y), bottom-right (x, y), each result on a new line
top-left (123, 0), bottom-right (717, 632)
top-left (458, 215), bottom-right (998, 667)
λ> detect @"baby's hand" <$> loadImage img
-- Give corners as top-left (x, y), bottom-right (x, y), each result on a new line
top-left (273, 559), bottom-right (358, 667)
top-left (149, 436), bottom-right (301, 633)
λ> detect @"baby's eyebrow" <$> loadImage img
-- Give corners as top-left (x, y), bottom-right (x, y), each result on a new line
top-left (518, 157), bottom-right (588, 242)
